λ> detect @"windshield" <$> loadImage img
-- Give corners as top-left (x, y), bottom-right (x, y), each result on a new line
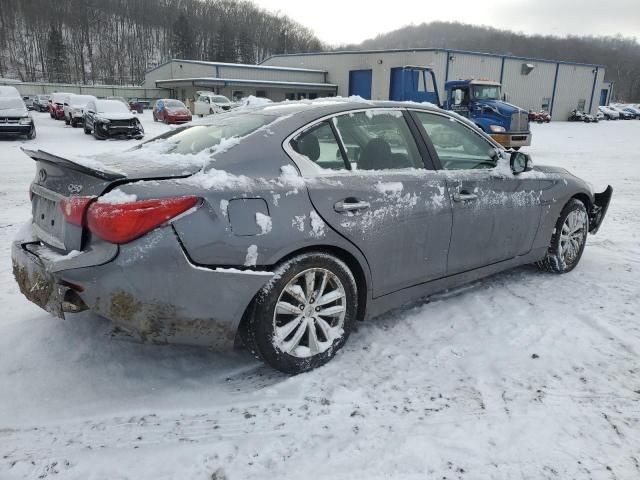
top-left (70, 95), bottom-right (94, 106)
top-left (165, 100), bottom-right (185, 108)
top-left (0, 98), bottom-right (26, 110)
top-left (135, 113), bottom-right (276, 155)
top-left (472, 85), bottom-right (501, 100)
top-left (96, 100), bottom-right (129, 114)
top-left (212, 96), bottom-right (230, 104)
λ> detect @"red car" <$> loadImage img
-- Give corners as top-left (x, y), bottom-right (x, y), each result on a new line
top-left (153, 99), bottom-right (192, 124)
top-left (49, 92), bottom-right (71, 120)
top-left (528, 110), bottom-right (551, 123)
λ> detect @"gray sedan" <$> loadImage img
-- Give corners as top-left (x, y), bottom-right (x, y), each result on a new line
top-left (12, 100), bottom-right (612, 373)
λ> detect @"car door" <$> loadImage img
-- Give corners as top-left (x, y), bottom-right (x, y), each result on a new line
top-left (411, 110), bottom-right (542, 275)
top-left (289, 108), bottom-right (453, 297)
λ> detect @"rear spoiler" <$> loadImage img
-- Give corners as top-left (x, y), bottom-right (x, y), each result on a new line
top-left (21, 148), bottom-right (126, 181)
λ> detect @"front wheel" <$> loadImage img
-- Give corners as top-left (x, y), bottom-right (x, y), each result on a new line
top-left (537, 199), bottom-right (588, 274)
top-left (243, 252), bottom-right (358, 374)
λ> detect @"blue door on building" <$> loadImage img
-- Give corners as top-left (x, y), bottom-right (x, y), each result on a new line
top-left (599, 89), bottom-right (608, 106)
top-left (349, 69), bottom-right (372, 99)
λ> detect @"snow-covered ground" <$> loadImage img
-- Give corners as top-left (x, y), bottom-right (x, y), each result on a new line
top-left (1, 113), bottom-right (639, 479)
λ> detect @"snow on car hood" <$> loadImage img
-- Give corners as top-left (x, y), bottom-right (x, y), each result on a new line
top-left (97, 112), bottom-right (136, 121)
top-left (0, 108), bottom-right (28, 117)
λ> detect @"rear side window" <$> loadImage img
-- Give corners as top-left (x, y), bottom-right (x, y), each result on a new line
top-left (332, 110), bottom-right (423, 170)
top-left (291, 122), bottom-right (346, 171)
top-left (414, 112), bottom-right (497, 170)
top-left (135, 113), bottom-right (276, 155)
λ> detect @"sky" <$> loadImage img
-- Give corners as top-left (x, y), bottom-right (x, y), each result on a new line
top-left (255, 0), bottom-right (640, 46)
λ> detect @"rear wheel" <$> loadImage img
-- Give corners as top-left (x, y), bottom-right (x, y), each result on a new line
top-left (26, 127), bottom-right (36, 140)
top-left (537, 199), bottom-right (588, 274)
top-left (64, 115), bottom-right (70, 125)
top-left (244, 253), bottom-right (358, 374)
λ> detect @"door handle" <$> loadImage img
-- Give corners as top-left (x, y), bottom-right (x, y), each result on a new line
top-left (334, 199), bottom-right (371, 213)
top-left (453, 191), bottom-right (478, 202)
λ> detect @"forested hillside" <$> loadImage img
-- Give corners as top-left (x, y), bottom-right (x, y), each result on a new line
top-left (343, 22), bottom-right (640, 101)
top-left (0, 0), bottom-right (323, 85)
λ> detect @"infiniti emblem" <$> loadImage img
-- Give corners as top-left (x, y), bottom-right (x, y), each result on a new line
top-left (38, 168), bottom-right (47, 183)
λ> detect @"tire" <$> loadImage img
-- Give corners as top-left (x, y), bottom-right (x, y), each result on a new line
top-left (26, 127), bottom-right (36, 140)
top-left (537, 199), bottom-right (589, 274)
top-left (84, 124), bottom-right (91, 134)
top-left (244, 252), bottom-right (358, 374)
top-left (153, 113), bottom-right (157, 122)
top-left (64, 115), bottom-right (70, 125)
top-left (71, 119), bottom-right (78, 128)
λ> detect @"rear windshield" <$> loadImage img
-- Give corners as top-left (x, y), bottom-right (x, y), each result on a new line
top-left (0, 98), bottom-right (26, 110)
top-left (165, 100), bottom-right (185, 108)
top-left (134, 113), bottom-right (276, 155)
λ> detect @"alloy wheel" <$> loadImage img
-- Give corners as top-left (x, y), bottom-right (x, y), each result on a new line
top-left (273, 268), bottom-right (347, 358)
top-left (559, 209), bottom-right (587, 265)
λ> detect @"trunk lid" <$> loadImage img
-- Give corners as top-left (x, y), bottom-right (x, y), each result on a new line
top-left (24, 148), bottom-right (202, 252)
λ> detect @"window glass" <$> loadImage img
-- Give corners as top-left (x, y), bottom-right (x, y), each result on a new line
top-left (415, 112), bottom-right (497, 170)
top-left (332, 110), bottom-right (423, 170)
top-left (291, 122), bottom-right (347, 171)
top-left (134, 112), bottom-right (276, 155)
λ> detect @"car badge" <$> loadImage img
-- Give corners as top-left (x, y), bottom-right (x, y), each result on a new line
top-left (38, 168), bottom-right (47, 183)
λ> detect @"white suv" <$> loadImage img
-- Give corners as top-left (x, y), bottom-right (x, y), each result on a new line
top-left (64, 94), bottom-right (97, 128)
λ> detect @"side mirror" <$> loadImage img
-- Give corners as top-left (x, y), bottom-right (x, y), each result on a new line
top-left (510, 151), bottom-right (532, 174)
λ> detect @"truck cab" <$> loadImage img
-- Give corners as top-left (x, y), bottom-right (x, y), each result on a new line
top-left (389, 67), bottom-right (531, 150)
top-left (443, 79), bottom-right (531, 149)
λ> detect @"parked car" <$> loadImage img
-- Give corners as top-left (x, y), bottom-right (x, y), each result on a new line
top-left (621, 105), bottom-right (640, 119)
top-left (0, 86), bottom-right (21, 98)
top-left (584, 112), bottom-right (598, 123)
top-left (12, 100), bottom-right (612, 374)
top-left (32, 95), bottom-right (51, 112)
top-left (598, 105), bottom-right (619, 120)
top-left (153, 98), bottom-right (192, 124)
top-left (193, 92), bottom-right (234, 116)
top-left (596, 110), bottom-right (605, 122)
top-left (63, 94), bottom-right (97, 127)
top-left (528, 110), bottom-right (551, 123)
top-left (0, 96), bottom-right (35, 139)
top-left (23, 95), bottom-right (36, 110)
top-left (127, 98), bottom-right (144, 114)
top-left (609, 105), bottom-right (634, 120)
top-left (83, 99), bottom-right (144, 140)
top-left (50, 92), bottom-right (71, 120)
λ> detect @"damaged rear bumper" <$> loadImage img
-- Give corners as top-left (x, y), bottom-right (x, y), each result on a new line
top-left (11, 223), bottom-right (274, 350)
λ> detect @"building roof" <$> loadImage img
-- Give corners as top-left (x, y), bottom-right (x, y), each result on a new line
top-left (154, 77), bottom-right (337, 90)
top-left (261, 48), bottom-right (606, 69)
top-left (145, 58), bottom-right (328, 76)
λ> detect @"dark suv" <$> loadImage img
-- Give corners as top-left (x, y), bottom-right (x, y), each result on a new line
top-left (83, 99), bottom-right (144, 140)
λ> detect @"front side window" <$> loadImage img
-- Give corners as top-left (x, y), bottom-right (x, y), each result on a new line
top-left (332, 110), bottom-right (423, 170)
top-left (291, 122), bottom-right (346, 171)
top-left (415, 112), bottom-right (497, 170)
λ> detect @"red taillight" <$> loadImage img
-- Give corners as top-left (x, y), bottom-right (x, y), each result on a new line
top-left (59, 196), bottom-right (96, 226)
top-left (86, 196), bottom-right (199, 244)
